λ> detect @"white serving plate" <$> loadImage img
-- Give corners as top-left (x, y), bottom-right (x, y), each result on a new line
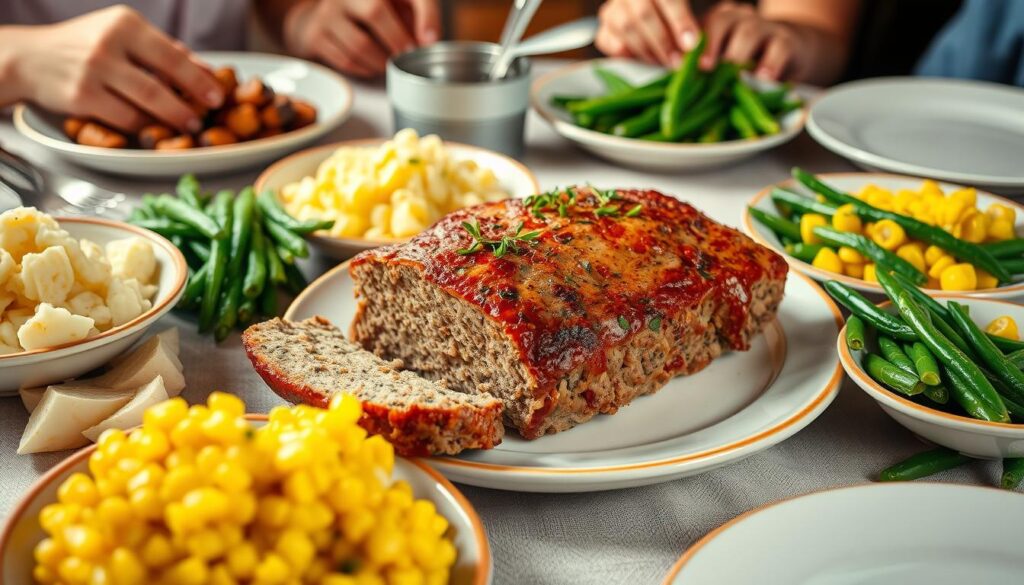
top-left (0, 415), bottom-right (492, 585)
top-left (743, 172), bottom-right (1024, 299)
top-left (13, 52), bottom-right (353, 178)
top-left (808, 77), bottom-right (1024, 192)
top-left (254, 139), bottom-right (541, 259)
top-left (284, 264), bottom-right (843, 492)
top-left (0, 217), bottom-right (187, 395)
top-left (663, 483), bottom-right (1024, 584)
top-left (839, 294), bottom-right (1024, 459)
top-left (530, 58), bottom-right (808, 172)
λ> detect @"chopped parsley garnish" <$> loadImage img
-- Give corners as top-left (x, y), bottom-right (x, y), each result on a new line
top-left (580, 260), bottom-right (592, 272)
top-left (524, 186), bottom-right (642, 220)
top-left (457, 220), bottom-right (542, 258)
top-left (617, 315), bottom-right (630, 331)
top-left (625, 204), bottom-right (643, 217)
top-left (648, 317), bottom-right (662, 332)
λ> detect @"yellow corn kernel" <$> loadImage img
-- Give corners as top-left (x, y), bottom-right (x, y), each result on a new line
top-left (140, 533), bottom-right (175, 568)
top-left (58, 557), bottom-right (93, 584)
top-left (143, 398), bottom-right (189, 432)
top-left (226, 542), bottom-right (259, 579)
top-left (182, 487), bottom-right (229, 523)
top-left (209, 564), bottom-right (237, 585)
top-left (940, 197), bottom-right (970, 228)
top-left (33, 565), bottom-right (57, 584)
top-left (987, 218), bottom-right (1016, 241)
top-left (952, 209), bottom-right (988, 243)
top-left (831, 204), bottom-right (862, 233)
top-left (986, 203), bottom-right (1016, 225)
top-left (859, 185), bottom-right (894, 210)
top-left (940, 263), bottom-right (977, 291)
top-left (870, 219), bottom-right (907, 250)
top-left (129, 487), bottom-right (163, 521)
top-left (276, 529), bottom-right (315, 573)
top-left (388, 567), bottom-right (426, 585)
top-left (63, 525), bottom-right (105, 559)
top-left (845, 262), bottom-right (863, 280)
top-left (207, 392), bottom-right (246, 417)
top-left (837, 246), bottom-right (864, 265)
top-left (800, 214), bottom-right (828, 244)
top-left (322, 576), bottom-right (358, 585)
top-left (896, 244), bottom-right (926, 273)
top-left (811, 247), bottom-right (843, 273)
top-left (977, 269), bottom-right (999, 290)
top-left (924, 245), bottom-right (946, 267)
top-left (164, 557), bottom-right (210, 585)
top-left (918, 180), bottom-right (944, 198)
top-left (58, 473), bottom-right (100, 507)
top-left (254, 553), bottom-right (291, 585)
top-left (129, 428), bottom-right (170, 462)
top-left (986, 316), bottom-right (1019, 340)
top-left (109, 548), bottom-right (146, 585)
top-left (863, 263), bottom-right (878, 283)
top-left (202, 410), bottom-right (246, 444)
top-left (257, 495), bottom-right (291, 528)
top-left (949, 187), bottom-right (977, 207)
top-left (893, 189), bottom-right (919, 214)
top-left (34, 538), bottom-right (64, 567)
top-left (95, 496), bottom-right (132, 527)
top-left (928, 255), bottom-right (956, 279)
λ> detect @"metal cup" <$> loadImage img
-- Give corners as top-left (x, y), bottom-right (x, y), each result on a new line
top-left (387, 42), bottom-right (531, 159)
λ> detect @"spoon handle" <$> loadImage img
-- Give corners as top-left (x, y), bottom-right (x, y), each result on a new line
top-left (490, 0), bottom-right (544, 80)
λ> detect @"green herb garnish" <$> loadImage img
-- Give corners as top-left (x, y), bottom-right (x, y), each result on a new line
top-left (648, 317), bottom-right (662, 332)
top-left (617, 315), bottom-right (630, 331)
top-left (457, 220), bottom-right (542, 258)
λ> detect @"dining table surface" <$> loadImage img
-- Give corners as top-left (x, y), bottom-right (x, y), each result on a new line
top-left (0, 60), bottom-right (1016, 585)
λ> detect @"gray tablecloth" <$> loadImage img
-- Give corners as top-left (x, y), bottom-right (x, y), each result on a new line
top-left (0, 63), bottom-right (1009, 585)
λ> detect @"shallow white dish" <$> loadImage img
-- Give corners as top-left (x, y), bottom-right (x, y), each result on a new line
top-left (0, 415), bottom-right (492, 585)
top-left (13, 52), bottom-right (353, 178)
top-left (254, 139), bottom-right (541, 259)
top-left (0, 217), bottom-right (187, 395)
top-left (743, 172), bottom-right (1024, 299)
top-left (663, 483), bottom-right (1024, 584)
top-left (838, 294), bottom-right (1024, 459)
top-left (808, 77), bottom-right (1024, 192)
top-left (530, 58), bottom-right (808, 172)
top-left (284, 264), bottom-right (843, 492)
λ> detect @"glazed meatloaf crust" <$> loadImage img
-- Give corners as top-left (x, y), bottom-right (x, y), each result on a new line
top-left (351, 187), bottom-right (788, 439)
top-left (243, 317), bottom-right (504, 455)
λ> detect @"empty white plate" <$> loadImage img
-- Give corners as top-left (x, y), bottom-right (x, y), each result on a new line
top-left (808, 77), bottom-right (1024, 191)
top-left (665, 483), bottom-right (1024, 585)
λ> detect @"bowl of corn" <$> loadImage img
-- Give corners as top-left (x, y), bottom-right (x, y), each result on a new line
top-left (0, 392), bottom-right (491, 585)
top-left (744, 171), bottom-right (1024, 299)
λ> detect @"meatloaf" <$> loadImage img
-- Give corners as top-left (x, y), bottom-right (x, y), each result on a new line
top-left (351, 187), bottom-right (788, 439)
top-left (243, 317), bottom-right (504, 456)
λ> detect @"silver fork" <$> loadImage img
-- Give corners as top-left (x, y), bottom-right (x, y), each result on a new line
top-left (0, 144), bottom-right (127, 217)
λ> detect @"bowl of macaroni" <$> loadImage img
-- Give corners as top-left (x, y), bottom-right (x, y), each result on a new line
top-left (254, 129), bottom-right (541, 259)
top-left (0, 208), bottom-right (187, 394)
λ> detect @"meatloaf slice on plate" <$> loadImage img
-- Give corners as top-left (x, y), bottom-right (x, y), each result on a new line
top-left (351, 187), bottom-right (788, 440)
top-left (243, 317), bottom-right (504, 456)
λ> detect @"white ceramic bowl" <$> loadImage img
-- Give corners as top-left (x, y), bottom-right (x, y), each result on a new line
top-left (0, 217), bottom-right (187, 395)
top-left (254, 139), bottom-right (541, 259)
top-left (13, 52), bottom-right (353, 178)
top-left (838, 294), bottom-right (1024, 458)
top-left (0, 416), bottom-right (492, 585)
top-left (744, 172), bottom-right (1024, 299)
top-left (530, 58), bottom-right (808, 172)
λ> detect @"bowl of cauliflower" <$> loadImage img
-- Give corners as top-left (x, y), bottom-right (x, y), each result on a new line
top-left (0, 208), bottom-right (187, 394)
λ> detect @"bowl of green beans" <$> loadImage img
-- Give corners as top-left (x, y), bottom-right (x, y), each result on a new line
top-left (531, 55), bottom-right (807, 172)
top-left (834, 269), bottom-right (1024, 460)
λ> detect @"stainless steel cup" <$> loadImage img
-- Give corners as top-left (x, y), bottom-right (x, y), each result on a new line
top-left (387, 42), bottom-right (531, 159)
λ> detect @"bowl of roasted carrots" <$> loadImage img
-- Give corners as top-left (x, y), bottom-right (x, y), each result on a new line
top-left (745, 170), bottom-right (1024, 299)
top-left (12, 52), bottom-right (352, 177)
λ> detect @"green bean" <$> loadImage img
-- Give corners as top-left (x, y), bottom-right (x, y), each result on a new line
top-left (127, 206), bottom-right (150, 222)
top-left (660, 34), bottom-right (706, 136)
top-left (697, 114), bottom-right (729, 143)
top-left (693, 62), bottom-right (740, 112)
top-left (188, 240), bottom-right (210, 263)
top-left (845, 315), bottom-right (866, 351)
top-left (265, 218), bottom-right (309, 259)
top-left (284, 261), bottom-right (307, 294)
top-left (573, 112), bottom-right (596, 128)
top-left (878, 448), bottom-right (971, 482)
top-left (947, 368), bottom-right (1003, 420)
top-left (129, 218), bottom-right (203, 238)
top-left (140, 194), bottom-right (159, 218)
top-left (227, 188), bottom-right (255, 278)
top-left (1008, 349), bottom-right (1024, 370)
top-left (1000, 258), bottom-right (1024, 274)
top-left (568, 85), bottom-right (666, 116)
top-left (988, 334), bottom-right (1024, 353)
top-left (243, 221), bottom-right (267, 299)
top-left (778, 98), bottom-right (804, 114)
top-left (813, 226), bottom-right (926, 284)
top-left (198, 192), bottom-right (232, 332)
top-left (550, 94), bottom-right (587, 108)
top-left (757, 85), bottom-right (791, 111)
top-left (947, 301), bottom-right (1024, 405)
top-left (154, 195), bottom-right (225, 240)
top-left (785, 242), bottom-right (824, 263)
top-left (635, 72), bottom-right (673, 91)
top-left (258, 280), bottom-right (278, 316)
top-left (664, 100), bottom-right (725, 141)
top-left (880, 270), bottom-right (976, 359)
top-left (238, 297), bottom-right (256, 325)
top-left (256, 189), bottom-right (333, 235)
top-left (770, 188), bottom-right (839, 217)
top-left (729, 105), bottom-right (758, 139)
top-left (612, 104), bottom-right (661, 138)
top-left (879, 336), bottom-right (916, 375)
top-left (922, 384), bottom-right (950, 405)
top-left (594, 112), bottom-right (631, 133)
top-left (823, 280), bottom-right (917, 341)
top-left (893, 292), bottom-right (1008, 422)
top-left (792, 168), bottom-right (1011, 283)
top-left (175, 174), bottom-right (203, 208)
top-left (865, 352), bottom-right (924, 396)
top-left (999, 390), bottom-right (1024, 421)
top-left (733, 79), bottom-right (780, 134)
top-left (747, 207), bottom-right (801, 242)
top-left (1001, 458), bottom-right (1024, 490)
top-left (594, 67), bottom-right (634, 94)
top-left (265, 239), bottom-right (287, 283)
top-left (178, 262), bottom-right (209, 310)
top-left (214, 280), bottom-right (243, 342)
top-left (984, 239), bottom-right (1024, 259)
top-left (905, 341), bottom-right (942, 386)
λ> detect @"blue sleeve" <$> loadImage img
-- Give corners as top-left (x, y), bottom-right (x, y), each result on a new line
top-left (915, 0), bottom-right (1024, 86)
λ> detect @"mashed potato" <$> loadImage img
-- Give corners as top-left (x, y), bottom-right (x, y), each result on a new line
top-left (279, 129), bottom-right (510, 240)
top-left (0, 207), bottom-right (158, 354)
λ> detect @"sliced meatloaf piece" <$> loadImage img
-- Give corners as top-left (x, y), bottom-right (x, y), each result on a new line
top-left (350, 187), bottom-right (788, 439)
top-left (242, 317), bottom-right (504, 456)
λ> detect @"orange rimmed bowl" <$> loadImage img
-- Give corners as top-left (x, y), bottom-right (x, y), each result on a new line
top-left (838, 294), bottom-right (1024, 458)
top-left (0, 217), bottom-right (187, 395)
top-left (0, 415), bottom-right (493, 585)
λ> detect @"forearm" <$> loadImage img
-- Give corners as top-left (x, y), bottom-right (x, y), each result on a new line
top-left (0, 26), bottom-right (34, 108)
top-left (761, 0), bottom-right (861, 85)
top-left (256, 0), bottom-right (312, 49)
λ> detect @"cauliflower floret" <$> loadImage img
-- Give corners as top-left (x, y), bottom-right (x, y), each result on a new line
top-left (0, 319), bottom-right (19, 348)
top-left (0, 207), bottom-right (57, 261)
top-left (17, 303), bottom-right (94, 351)
top-left (105, 237), bottom-right (156, 284)
top-left (0, 249), bottom-right (14, 285)
top-left (0, 343), bottom-right (19, 355)
top-left (76, 238), bottom-right (113, 290)
top-left (66, 291), bottom-right (113, 330)
top-left (0, 292), bottom-right (13, 314)
top-left (106, 277), bottom-right (147, 327)
top-left (20, 245), bottom-right (75, 305)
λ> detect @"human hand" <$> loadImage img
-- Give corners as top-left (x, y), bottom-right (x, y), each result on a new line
top-left (702, 1), bottom-right (802, 80)
top-left (6, 5), bottom-right (224, 132)
top-left (284, 0), bottom-right (440, 77)
top-left (596, 0), bottom-right (701, 68)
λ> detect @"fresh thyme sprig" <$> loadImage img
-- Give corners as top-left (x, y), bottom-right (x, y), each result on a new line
top-left (523, 186), bottom-right (643, 220)
top-left (457, 220), bottom-right (542, 258)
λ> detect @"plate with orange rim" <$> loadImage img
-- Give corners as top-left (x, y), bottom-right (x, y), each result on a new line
top-left (742, 172), bottom-right (1024, 299)
top-left (662, 483), bottom-right (1024, 584)
top-left (0, 415), bottom-right (493, 585)
top-left (283, 262), bottom-right (844, 493)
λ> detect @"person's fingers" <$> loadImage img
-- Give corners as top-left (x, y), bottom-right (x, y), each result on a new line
top-left (127, 26), bottom-right (224, 108)
top-left (653, 0), bottom-right (700, 52)
top-left (595, 26), bottom-right (629, 58)
top-left (348, 0), bottom-right (416, 55)
top-left (329, 18), bottom-right (389, 72)
top-left (407, 0), bottom-right (440, 45)
top-left (315, 34), bottom-right (377, 77)
top-left (701, 4), bottom-right (745, 70)
top-left (627, 0), bottom-right (676, 67)
top-left (602, 2), bottom-right (657, 63)
top-left (722, 18), bottom-right (769, 66)
top-left (105, 62), bottom-right (200, 132)
top-left (756, 33), bottom-right (795, 80)
top-left (77, 89), bottom-right (148, 133)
